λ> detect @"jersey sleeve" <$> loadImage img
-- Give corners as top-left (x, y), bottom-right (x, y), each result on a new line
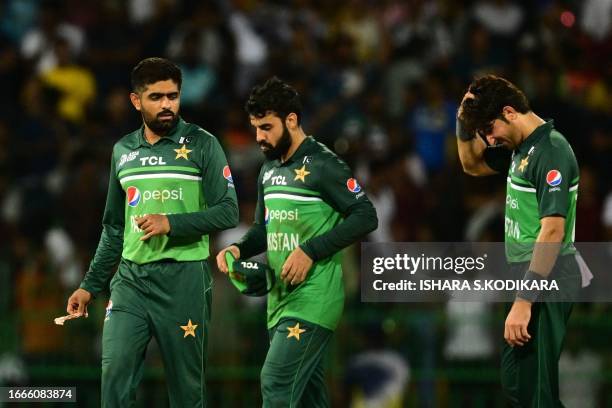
top-left (166, 134), bottom-right (239, 237)
top-left (80, 150), bottom-right (125, 296)
top-left (235, 166), bottom-right (267, 258)
top-left (533, 141), bottom-right (578, 219)
top-left (300, 155), bottom-right (378, 261)
top-left (483, 144), bottom-right (512, 173)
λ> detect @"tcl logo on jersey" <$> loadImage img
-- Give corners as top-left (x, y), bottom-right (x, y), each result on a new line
top-left (546, 170), bottom-right (562, 187)
top-left (127, 186), bottom-right (141, 207)
top-left (270, 175), bottom-right (287, 185)
top-left (265, 207), bottom-right (299, 224)
top-left (223, 165), bottom-right (233, 183)
top-left (139, 156), bottom-right (167, 166)
top-left (126, 187), bottom-right (183, 207)
top-left (346, 178), bottom-right (362, 193)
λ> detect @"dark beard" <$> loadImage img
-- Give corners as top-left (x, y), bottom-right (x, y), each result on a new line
top-left (259, 124), bottom-right (292, 161)
top-left (143, 110), bottom-right (178, 135)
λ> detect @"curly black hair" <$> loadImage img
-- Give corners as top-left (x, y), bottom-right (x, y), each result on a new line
top-left (245, 77), bottom-right (302, 125)
top-left (131, 57), bottom-right (182, 93)
top-left (461, 75), bottom-right (530, 137)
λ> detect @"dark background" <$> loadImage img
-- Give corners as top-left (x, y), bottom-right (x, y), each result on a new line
top-left (0, 0), bottom-right (610, 406)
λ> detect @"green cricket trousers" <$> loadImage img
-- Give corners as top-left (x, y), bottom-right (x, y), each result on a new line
top-left (501, 254), bottom-right (581, 407)
top-left (101, 258), bottom-right (212, 407)
top-left (261, 318), bottom-right (333, 408)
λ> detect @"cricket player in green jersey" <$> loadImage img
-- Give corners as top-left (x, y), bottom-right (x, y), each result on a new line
top-left (216, 77), bottom-right (378, 407)
top-left (456, 75), bottom-right (582, 407)
top-left (65, 58), bottom-right (238, 407)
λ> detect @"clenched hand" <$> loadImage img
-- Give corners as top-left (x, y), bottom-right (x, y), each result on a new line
top-left (135, 214), bottom-right (170, 241)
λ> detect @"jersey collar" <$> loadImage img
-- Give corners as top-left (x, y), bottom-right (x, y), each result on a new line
top-left (516, 120), bottom-right (553, 154)
top-left (136, 117), bottom-right (187, 147)
top-left (271, 135), bottom-right (317, 167)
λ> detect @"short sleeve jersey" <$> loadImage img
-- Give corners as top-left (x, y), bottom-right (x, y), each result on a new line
top-left (505, 121), bottom-right (579, 262)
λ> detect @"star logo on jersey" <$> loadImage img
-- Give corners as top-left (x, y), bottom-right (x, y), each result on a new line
top-left (518, 157), bottom-right (529, 172)
top-left (294, 165), bottom-right (310, 182)
top-left (174, 144), bottom-right (192, 160)
top-left (287, 322), bottom-right (306, 341)
top-left (180, 319), bottom-right (198, 338)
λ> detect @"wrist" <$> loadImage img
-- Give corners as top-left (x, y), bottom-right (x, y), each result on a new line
top-left (516, 270), bottom-right (545, 303)
top-left (456, 116), bottom-right (475, 141)
top-left (514, 297), bottom-right (532, 308)
top-left (299, 243), bottom-right (317, 262)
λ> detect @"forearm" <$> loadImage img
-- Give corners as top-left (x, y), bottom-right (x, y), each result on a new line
top-left (528, 227), bottom-right (564, 278)
top-left (80, 224), bottom-right (123, 296)
top-left (457, 137), bottom-right (491, 176)
top-left (235, 223), bottom-right (267, 259)
top-left (301, 203), bottom-right (378, 262)
top-left (515, 224), bottom-right (563, 303)
top-left (167, 197), bottom-right (238, 237)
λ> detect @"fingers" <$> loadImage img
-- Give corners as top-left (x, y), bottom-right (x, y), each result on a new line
top-left (135, 216), bottom-right (147, 228)
top-left (282, 263), bottom-right (307, 285)
top-left (290, 269), bottom-right (307, 285)
top-left (216, 246), bottom-right (241, 274)
top-left (504, 323), bottom-right (530, 347)
top-left (281, 261), bottom-right (292, 282)
top-left (520, 324), bottom-right (531, 341)
top-left (67, 297), bottom-right (83, 316)
top-left (140, 224), bottom-right (159, 241)
top-left (67, 297), bottom-right (76, 314)
top-left (228, 246), bottom-right (240, 259)
top-left (77, 300), bottom-right (85, 316)
top-left (216, 250), bottom-right (229, 274)
top-left (140, 229), bottom-right (156, 241)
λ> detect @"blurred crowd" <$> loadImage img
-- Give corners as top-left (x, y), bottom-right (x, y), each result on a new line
top-left (0, 0), bottom-right (611, 406)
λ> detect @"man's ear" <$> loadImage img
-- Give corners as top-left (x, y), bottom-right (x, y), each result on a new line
top-left (502, 106), bottom-right (518, 121)
top-left (130, 92), bottom-right (142, 112)
top-left (285, 113), bottom-right (298, 130)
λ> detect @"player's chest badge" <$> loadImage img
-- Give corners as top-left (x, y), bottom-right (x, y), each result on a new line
top-left (174, 144), bottom-right (192, 160)
top-left (518, 157), bottom-right (529, 172)
top-left (293, 165), bottom-right (310, 182)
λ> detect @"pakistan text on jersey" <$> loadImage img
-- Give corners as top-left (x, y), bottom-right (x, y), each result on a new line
top-left (505, 217), bottom-right (520, 240)
top-left (267, 233), bottom-right (300, 251)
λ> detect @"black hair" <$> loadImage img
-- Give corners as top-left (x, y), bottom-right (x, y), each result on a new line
top-left (131, 57), bottom-right (182, 93)
top-left (461, 75), bottom-right (531, 136)
top-left (245, 77), bottom-right (302, 125)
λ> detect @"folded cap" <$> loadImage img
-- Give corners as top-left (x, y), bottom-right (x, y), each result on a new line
top-left (226, 252), bottom-right (275, 296)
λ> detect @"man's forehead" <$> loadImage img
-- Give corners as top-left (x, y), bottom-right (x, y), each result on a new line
top-left (142, 80), bottom-right (179, 94)
top-left (249, 112), bottom-right (280, 126)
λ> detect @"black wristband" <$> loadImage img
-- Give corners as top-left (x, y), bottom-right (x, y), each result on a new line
top-left (516, 270), bottom-right (546, 303)
top-left (456, 117), bottom-right (475, 141)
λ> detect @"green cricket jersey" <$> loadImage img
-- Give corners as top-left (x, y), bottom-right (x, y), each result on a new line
top-left (80, 118), bottom-right (238, 296)
top-left (488, 121), bottom-right (578, 262)
top-left (236, 136), bottom-right (378, 330)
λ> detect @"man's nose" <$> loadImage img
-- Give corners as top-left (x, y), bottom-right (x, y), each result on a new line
top-left (256, 129), bottom-right (266, 143)
top-left (161, 96), bottom-right (171, 109)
